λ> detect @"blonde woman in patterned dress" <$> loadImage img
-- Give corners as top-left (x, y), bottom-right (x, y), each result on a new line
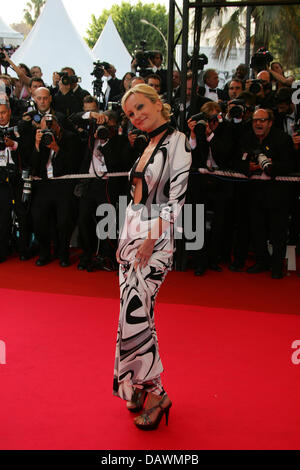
top-left (113, 84), bottom-right (191, 430)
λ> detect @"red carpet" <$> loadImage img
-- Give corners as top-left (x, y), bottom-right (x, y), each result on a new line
top-left (0, 257), bottom-right (300, 449)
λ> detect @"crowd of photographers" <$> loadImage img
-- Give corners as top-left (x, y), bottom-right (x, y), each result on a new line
top-left (0, 45), bottom-right (299, 278)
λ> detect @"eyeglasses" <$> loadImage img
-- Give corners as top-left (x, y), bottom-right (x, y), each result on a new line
top-left (252, 118), bottom-right (269, 123)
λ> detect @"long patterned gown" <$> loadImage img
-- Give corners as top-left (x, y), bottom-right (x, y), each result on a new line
top-left (113, 128), bottom-right (192, 401)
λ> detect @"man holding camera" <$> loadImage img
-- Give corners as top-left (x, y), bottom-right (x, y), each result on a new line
top-left (235, 108), bottom-right (295, 278)
top-left (75, 110), bottom-right (135, 271)
top-left (101, 63), bottom-right (121, 110)
top-left (0, 98), bottom-right (31, 262)
top-left (30, 114), bottom-right (82, 267)
top-left (52, 67), bottom-right (90, 116)
top-left (188, 101), bottom-right (236, 275)
top-left (246, 70), bottom-right (276, 110)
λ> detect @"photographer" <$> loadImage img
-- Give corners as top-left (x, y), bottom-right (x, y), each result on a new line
top-left (0, 49), bottom-right (31, 99)
top-left (52, 67), bottom-right (90, 116)
top-left (0, 98), bottom-right (32, 262)
top-left (102, 62), bottom-right (122, 110)
top-left (235, 108), bottom-right (295, 278)
top-left (132, 49), bottom-right (167, 93)
top-left (76, 110), bottom-right (136, 271)
top-left (246, 70), bottom-right (276, 110)
top-left (188, 101), bottom-right (236, 275)
top-left (30, 114), bottom-right (82, 267)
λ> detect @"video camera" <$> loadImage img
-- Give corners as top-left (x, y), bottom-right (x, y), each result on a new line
top-left (56, 71), bottom-right (81, 86)
top-left (250, 47), bottom-right (273, 73)
top-left (187, 53), bottom-right (208, 71)
top-left (134, 41), bottom-right (154, 77)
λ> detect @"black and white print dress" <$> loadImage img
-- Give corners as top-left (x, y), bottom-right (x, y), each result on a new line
top-left (113, 129), bottom-right (192, 401)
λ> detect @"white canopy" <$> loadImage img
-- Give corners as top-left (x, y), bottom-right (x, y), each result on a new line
top-left (93, 16), bottom-right (132, 80)
top-left (11, 0), bottom-right (94, 93)
top-left (0, 16), bottom-right (23, 46)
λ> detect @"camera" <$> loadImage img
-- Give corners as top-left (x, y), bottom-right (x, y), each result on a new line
top-left (40, 129), bottom-right (55, 147)
top-left (0, 48), bottom-right (10, 69)
top-left (248, 149), bottom-right (273, 176)
top-left (187, 53), bottom-right (208, 71)
top-left (91, 61), bottom-right (105, 80)
top-left (228, 99), bottom-right (245, 120)
top-left (57, 71), bottom-right (81, 86)
top-left (190, 112), bottom-right (209, 136)
top-left (131, 129), bottom-right (149, 154)
top-left (249, 79), bottom-right (264, 94)
top-left (250, 47), bottom-right (273, 73)
top-left (134, 41), bottom-right (153, 76)
top-left (0, 126), bottom-right (19, 151)
top-left (96, 125), bottom-right (110, 140)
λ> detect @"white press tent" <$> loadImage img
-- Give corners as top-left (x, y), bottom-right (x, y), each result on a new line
top-left (11, 0), bottom-right (94, 92)
top-left (0, 16), bottom-right (23, 47)
top-left (93, 16), bottom-right (132, 79)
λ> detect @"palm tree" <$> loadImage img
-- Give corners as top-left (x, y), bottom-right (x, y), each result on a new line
top-left (201, 1), bottom-right (300, 70)
top-left (23, 0), bottom-right (46, 28)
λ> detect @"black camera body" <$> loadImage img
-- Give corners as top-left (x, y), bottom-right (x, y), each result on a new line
top-left (187, 53), bottom-right (208, 71)
top-left (228, 99), bottom-right (245, 120)
top-left (190, 112), bottom-right (209, 135)
top-left (58, 71), bottom-right (81, 86)
top-left (134, 41), bottom-right (154, 76)
top-left (250, 47), bottom-right (273, 73)
top-left (91, 61), bottom-right (105, 80)
top-left (0, 126), bottom-right (19, 151)
top-left (0, 48), bottom-right (10, 69)
top-left (96, 125), bottom-right (110, 141)
top-left (249, 79), bottom-right (264, 94)
top-left (40, 129), bottom-right (55, 147)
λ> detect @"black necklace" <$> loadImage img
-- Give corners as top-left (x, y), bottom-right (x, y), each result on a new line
top-left (147, 122), bottom-right (170, 139)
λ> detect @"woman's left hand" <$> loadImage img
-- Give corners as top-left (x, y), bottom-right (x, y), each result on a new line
top-left (134, 238), bottom-right (156, 270)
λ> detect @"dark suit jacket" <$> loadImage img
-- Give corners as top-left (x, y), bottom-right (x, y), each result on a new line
top-left (80, 133), bottom-right (137, 203)
top-left (191, 120), bottom-right (236, 170)
top-left (30, 129), bottom-right (82, 179)
top-left (234, 126), bottom-right (295, 208)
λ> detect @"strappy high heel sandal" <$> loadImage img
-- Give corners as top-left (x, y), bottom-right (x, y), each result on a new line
top-left (134, 394), bottom-right (172, 430)
top-left (126, 388), bottom-right (148, 413)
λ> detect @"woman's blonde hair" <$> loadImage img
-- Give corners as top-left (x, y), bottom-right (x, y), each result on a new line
top-left (121, 83), bottom-right (171, 121)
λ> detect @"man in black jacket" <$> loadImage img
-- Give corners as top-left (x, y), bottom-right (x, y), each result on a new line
top-left (188, 101), bottom-right (236, 275)
top-left (76, 110), bottom-right (136, 270)
top-left (30, 114), bottom-right (82, 267)
top-left (235, 108), bottom-right (295, 278)
top-left (52, 67), bottom-right (90, 116)
top-left (0, 99), bottom-right (32, 262)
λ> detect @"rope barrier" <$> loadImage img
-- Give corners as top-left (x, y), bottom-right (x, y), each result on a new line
top-left (29, 169), bottom-right (300, 182)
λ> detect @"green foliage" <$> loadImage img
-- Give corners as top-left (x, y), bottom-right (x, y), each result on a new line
top-left (85, 1), bottom-right (168, 59)
top-left (202, 4), bottom-right (300, 73)
top-left (23, 0), bottom-right (46, 27)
